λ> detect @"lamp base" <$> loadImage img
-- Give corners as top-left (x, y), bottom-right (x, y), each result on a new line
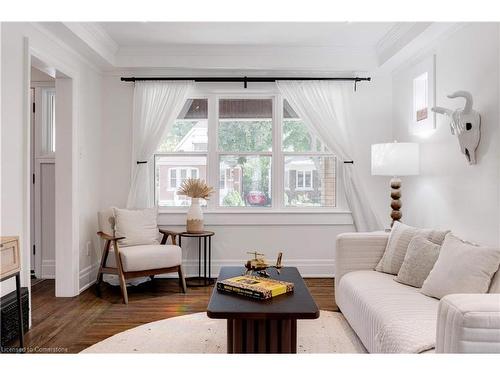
top-left (390, 177), bottom-right (402, 227)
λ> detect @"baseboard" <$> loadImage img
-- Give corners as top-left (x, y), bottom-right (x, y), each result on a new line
top-left (79, 262), bottom-right (99, 293)
top-left (41, 260), bottom-right (55, 279)
top-left (156, 258), bottom-right (335, 278)
top-left (79, 259), bottom-right (334, 292)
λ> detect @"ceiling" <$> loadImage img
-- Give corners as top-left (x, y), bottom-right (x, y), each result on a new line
top-left (38, 22), bottom-right (460, 73)
top-left (98, 22), bottom-right (396, 47)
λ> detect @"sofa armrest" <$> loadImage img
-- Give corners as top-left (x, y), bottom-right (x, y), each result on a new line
top-left (436, 294), bottom-right (500, 353)
top-left (335, 231), bottom-right (389, 290)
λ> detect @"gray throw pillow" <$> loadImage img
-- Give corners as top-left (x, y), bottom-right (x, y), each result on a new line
top-left (375, 221), bottom-right (449, 275)
top-left (395, 236), bottom-right (441, 288)
top-left (421, 233), bottom-right (500, 299)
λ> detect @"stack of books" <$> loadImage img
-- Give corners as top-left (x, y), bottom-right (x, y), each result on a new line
top-left (217, 275), bottom-right (294, 300)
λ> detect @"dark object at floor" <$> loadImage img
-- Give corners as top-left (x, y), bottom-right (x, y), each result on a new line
top-left (1, 287), bottom-right (29, 348)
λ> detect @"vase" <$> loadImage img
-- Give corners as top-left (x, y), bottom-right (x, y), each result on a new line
top-left (186, 198), bottom-right (204, 233)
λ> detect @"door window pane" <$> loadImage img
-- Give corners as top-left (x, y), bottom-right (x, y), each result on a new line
top-left (218, 99), bottom-right (273, 152)
top-left (41, 88), bottom-right (56, 154)
top-left (219, 155), bottom-right (272, 207)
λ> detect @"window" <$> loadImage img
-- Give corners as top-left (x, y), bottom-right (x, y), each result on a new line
top-left (283, 100), bottom-right (336, 207)
top-left (218, 99), bottom-right (273, 207)
top-left (296, 170), bottom-right (313, 190)
top-left (41, 88), bottom-right (56, 154)
top-left (155, 99), bottom-right (208, 207)
top-left (168, 167), bottom-right (200, 189)
top-left (154, 95), bottom-right (336, 210)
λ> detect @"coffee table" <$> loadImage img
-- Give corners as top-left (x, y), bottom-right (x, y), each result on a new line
top-left (206, 266), bottom-right (319, 353)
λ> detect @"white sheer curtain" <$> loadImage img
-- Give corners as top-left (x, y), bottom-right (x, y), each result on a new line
top-left (126, 81), bottom-right (193, 209)
top-left (277, 80), bottom-right (381, 232)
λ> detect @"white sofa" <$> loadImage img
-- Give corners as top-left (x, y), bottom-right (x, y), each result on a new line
top-left (335, 232), bottom-right (500, 353)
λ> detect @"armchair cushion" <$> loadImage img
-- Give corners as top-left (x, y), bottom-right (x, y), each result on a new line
top-left (98, 207), bottom-right (116, 237)
top-left (113, 207), bottom-right (160, 247)
top-left (106, 244), bottom-right (182, 272)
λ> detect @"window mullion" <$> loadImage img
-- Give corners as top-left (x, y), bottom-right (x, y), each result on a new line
top-left (273, 94), bottom-right (283, 210)
top-left (207, 94), bottom-right (218, 211)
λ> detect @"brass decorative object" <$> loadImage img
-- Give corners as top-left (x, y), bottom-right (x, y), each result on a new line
top-left (244, 251), bottom-right (283, 277)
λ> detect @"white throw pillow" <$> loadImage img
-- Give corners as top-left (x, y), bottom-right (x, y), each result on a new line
top-left (489, 268), bottom-right (500, 293)
top-left (421, 233), bottom-right (500, 299)
top-left (375, 221), bottom-right (449, 275)
top-left (113, 207), bottom-right (160, 247)
top-left (395, 236), bottom-right (441, 288)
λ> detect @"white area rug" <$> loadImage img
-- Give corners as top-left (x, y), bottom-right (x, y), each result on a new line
top-left (81, 310), bottom-right (366, 353)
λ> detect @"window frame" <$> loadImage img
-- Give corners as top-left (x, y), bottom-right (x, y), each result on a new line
top-left (154, 88), bottom-right (344, 213)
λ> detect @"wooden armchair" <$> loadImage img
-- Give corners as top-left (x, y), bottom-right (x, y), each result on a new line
top-left (96, 208), bottom-right (186, 304)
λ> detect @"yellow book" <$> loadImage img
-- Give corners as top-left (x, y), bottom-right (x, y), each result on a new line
top-left (217, 275), bottom-right (294, 300)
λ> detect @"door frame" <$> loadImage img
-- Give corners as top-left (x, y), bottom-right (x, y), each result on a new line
top-left (24, 38), bottom-right (80, 297)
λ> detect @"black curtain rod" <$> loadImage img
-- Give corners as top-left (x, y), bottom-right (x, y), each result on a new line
top-left (120, 76), bottom-right (371, 90)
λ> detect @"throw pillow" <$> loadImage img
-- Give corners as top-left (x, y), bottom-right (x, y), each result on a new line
top-left (421, 233), bottom-right (500, 299)
top-left (375, 221), bottom-right (449, 275)
top-left (394, 236), bottom-right (441, 288)
top-left (113, 207), bottom-right (160, 247)
top-left (489, 267), bottom-right (500, 293)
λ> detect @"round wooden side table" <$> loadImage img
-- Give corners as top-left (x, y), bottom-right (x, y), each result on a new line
top-left (178, 231), bottom-right (215, 287)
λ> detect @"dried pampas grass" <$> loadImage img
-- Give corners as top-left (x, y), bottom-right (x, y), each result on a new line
top-left (177, 178), bottom-right (214, 199)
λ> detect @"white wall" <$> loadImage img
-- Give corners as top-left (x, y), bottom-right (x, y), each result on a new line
top-left (0, 23), bottom-right (103, 298)
top-left (99, 72), bottom-right (392, 277)
top-left (392, 23), bottom-right (500, 246)
top-left (348, 74), bottom-right (394, 228)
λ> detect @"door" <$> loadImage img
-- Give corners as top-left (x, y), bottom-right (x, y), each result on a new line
top-left (31, 85), bottom-right (56, 279)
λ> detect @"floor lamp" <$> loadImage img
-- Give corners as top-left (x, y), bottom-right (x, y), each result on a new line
top-left (371, 142), bottom-right (419, 227)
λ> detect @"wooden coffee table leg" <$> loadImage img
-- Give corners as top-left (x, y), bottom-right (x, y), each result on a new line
top-left (227, 319), bottom-right (233, 354)
top-left (226, 318), bottom-right (297, 354)
top-left (291, 319), bottom-right (297, 353)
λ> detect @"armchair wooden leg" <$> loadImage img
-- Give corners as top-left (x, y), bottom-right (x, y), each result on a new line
top-left (178, 266), bottom-right (187, 294)
top-left (96, 240), bottom-right (111, 288)
top-left (118, 272), bottom-right (128, 304)
top-left (113, 240), bottom-right (129, 304)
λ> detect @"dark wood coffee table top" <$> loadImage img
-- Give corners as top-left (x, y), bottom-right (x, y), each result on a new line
top-left (207, 267), bottom-right (320, 320)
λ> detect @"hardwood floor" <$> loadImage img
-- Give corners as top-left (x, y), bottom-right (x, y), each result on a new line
top-left (17, 277), bottom-right (337, 353)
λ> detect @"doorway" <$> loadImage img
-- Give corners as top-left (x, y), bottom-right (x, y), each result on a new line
top-left (27, 49), bottom-right (78, 298)
top-left (30, 66), bottom-right (56, 286)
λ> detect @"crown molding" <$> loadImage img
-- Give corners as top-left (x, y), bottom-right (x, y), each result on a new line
top-left (376, 22), bottom-right (465, 74)
top-left (114, 44), bottom-right (378, 72)
top-left (30, 22), bottom-right (103, 74)
top-left (376, 22), bottom-right (433, 66)
top-left (62, 22), bottom-right (118, 65)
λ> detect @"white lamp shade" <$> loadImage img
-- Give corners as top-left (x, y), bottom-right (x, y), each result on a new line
top-left (371, 142), bottom-right (420, 176)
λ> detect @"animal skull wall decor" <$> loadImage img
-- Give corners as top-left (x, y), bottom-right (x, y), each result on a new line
top-left (432, 91), bottom-right (481, 164)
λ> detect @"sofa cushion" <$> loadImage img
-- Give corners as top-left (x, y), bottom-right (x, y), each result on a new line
top-left (336, 270), bottom-right (439, 353)
top-left (106, 244), bottom-right (182, 272)
top-left (395, 236), bottom-right (441, 288)
top-left (421, 233), bottom-right (500, 299)
top-left (375, 221), bottom-right (449, 275)
top-left (489, 269), bottom-right (500, 293)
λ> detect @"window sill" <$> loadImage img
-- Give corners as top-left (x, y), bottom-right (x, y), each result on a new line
top-left (157, 209), bottom-right (353, 226)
